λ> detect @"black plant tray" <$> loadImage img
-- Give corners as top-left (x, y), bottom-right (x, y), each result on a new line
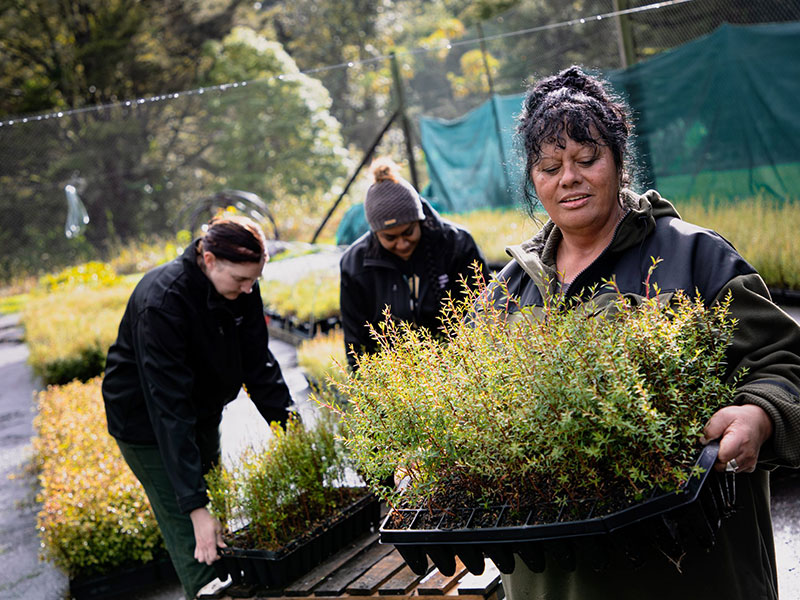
top-left (217, 492), bottom-right (381, 591)
top-left (68, 554), bottom-right (177, 600)
top-left (265, 308), bottom-right (341, 340)
top-left (380, 441), bottom-right (736, 576)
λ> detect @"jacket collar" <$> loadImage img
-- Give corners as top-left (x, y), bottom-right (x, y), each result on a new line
top-left (181, 241), bottom-right (208, 286)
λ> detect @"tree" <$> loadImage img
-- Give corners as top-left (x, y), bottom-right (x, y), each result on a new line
top-left (0, 0), bottom-right (247, 118)
top-left (169, 27), bottom-right (351, 222)
top-left (257, 0), bottom-right (389, 151)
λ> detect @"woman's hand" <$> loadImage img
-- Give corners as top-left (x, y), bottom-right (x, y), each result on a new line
top-left (190, 507), bottom-right (227, 564)
top-left (701, 404), bottom-right (774, 473)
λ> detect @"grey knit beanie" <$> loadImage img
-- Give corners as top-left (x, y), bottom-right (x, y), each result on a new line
top-left (365, 158), bottom-right (425, 232)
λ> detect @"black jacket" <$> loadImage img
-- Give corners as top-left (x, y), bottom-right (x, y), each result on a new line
top-left (102, 242), bottom-right (292, 513)
top-left (340, 199), bottom-right (488, 369)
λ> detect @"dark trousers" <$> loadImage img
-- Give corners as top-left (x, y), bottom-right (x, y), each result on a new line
top-left (116, 429), bottom-right (220, 599)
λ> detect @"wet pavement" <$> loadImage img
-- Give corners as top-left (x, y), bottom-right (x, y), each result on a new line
top-left (1, 304), bottom-right (799, 599)
top-left (772, 469), bottom-right (800, 595)
top-left (0, 313), bottom-right (69, 599)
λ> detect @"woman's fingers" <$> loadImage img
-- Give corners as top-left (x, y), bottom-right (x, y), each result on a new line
top-left (191, 507), bottom-right (224, 564)
top-left (702, 404), bottom-right (774, 472)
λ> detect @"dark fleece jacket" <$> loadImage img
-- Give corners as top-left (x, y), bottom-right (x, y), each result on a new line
top-left (103, 242), bottom-right (292, 513)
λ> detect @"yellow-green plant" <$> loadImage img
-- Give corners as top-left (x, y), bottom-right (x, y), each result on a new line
top-left (261, 269), bottom-right (340, 322)
top-left (107, 236), bottom-right (183, 275)
top-left (206, 411), bottom-right (364, 551)
top-left (268, 195), bottom-right (349, 245)
top-left (328, 279), bottom-right (739, 513)
top-left (34, 378), bottom-right (164, 577)
top-left (445, 208), bottom-right (545, 266)
top-left (22, 277), bottom-right (138, 384)
top-left (0, 292), bottom-right (29, 314)
top-left (677, 197), bottom-right (800, 290)
top-left (297, 329), bottom-right (348, 390)
top-left (38, 261), bottom-right (119, 292)
top-left (0, 273), bottom-right (38, 308)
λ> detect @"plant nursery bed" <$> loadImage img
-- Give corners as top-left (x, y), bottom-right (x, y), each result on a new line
top-left (68, 554), bottom-right (177, 600)
top-left (380, 441), bottom-right (736, 577)
top-left (218, 492), bottom-right (381, 592)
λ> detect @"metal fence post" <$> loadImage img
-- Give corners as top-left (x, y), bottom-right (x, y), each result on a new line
top-left (390, 51), bottom-right (419, 191)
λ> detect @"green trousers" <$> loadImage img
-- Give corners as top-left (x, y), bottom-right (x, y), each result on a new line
top-left (116, 431), bottom-right (220, 600)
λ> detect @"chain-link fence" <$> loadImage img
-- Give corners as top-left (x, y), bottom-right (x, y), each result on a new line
top-left (1, 0), bottom-right (798, 281)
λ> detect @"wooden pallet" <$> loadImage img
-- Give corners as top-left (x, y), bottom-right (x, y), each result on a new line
top-left (216, 531), bottom-right (503, 600)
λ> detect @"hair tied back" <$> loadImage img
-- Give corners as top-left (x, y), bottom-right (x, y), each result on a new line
top-left (370, 156), bottom-right (400, 184)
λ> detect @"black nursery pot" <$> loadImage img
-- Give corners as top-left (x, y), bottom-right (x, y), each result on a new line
top-left (380, 441), bottom-right (736, 577)
top-left (263, 308), bottom-right (286, 329)
top-left (217, 492), bottom-right (381, 591)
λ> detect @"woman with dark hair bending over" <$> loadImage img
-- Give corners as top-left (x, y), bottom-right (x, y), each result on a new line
top-left (490, 66), bottom-right (800, 599)
top-left (340, 156), bottom-right (488, 369)
top-left (102, 215), bottom-right (293, 599)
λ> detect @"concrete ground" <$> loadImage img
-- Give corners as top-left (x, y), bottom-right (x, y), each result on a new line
top-left (2, 302), bottom-right (799, 599)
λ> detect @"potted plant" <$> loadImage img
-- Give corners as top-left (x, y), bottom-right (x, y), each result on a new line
top-left (205, 410), bottom-right (380, 592)
top-left (325, 276), bottom-right (740, 576)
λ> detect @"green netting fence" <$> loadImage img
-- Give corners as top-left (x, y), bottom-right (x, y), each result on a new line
top-left (419, 22), bottom-right (800, 216)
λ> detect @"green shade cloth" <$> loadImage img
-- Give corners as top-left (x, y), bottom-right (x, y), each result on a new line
top-left (418, 22), bottom-right (800, 213)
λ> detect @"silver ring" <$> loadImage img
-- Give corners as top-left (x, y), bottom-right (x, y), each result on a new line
top-left (725, 458), bottom-right (739, 473)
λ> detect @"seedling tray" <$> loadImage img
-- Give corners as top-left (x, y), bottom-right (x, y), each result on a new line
top-left (380, 441), bottom-right (736, 576)
top-left (218, 493), bottom-right (381, 591)
top-left (264, 308), bottom-right (341, 339)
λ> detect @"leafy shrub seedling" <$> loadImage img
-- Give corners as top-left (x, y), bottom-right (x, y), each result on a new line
top-left (206, 411), bottom-right (365, 551)
top-left (34, 378), bottom-right (164, 577)
top-left (327, 273), bottom-right (739, 514)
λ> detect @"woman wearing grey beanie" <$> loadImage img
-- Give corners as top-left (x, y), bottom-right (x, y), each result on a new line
top-left (339, 156), bottom-right (488, 369)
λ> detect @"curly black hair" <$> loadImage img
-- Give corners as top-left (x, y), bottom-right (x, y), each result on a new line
top-left (516, 65), bottom-right (634, 215)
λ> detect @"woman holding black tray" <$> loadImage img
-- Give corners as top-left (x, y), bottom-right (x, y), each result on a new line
top-left (488, 65), bottom-right (800, 600)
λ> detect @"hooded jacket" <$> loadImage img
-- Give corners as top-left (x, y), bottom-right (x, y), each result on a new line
top-left (340, 199), bottom-right (488, 369)
top-left (102, 242), bottom-right (292, 513)
top-left (493, 189), bottom-right (800, 600)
